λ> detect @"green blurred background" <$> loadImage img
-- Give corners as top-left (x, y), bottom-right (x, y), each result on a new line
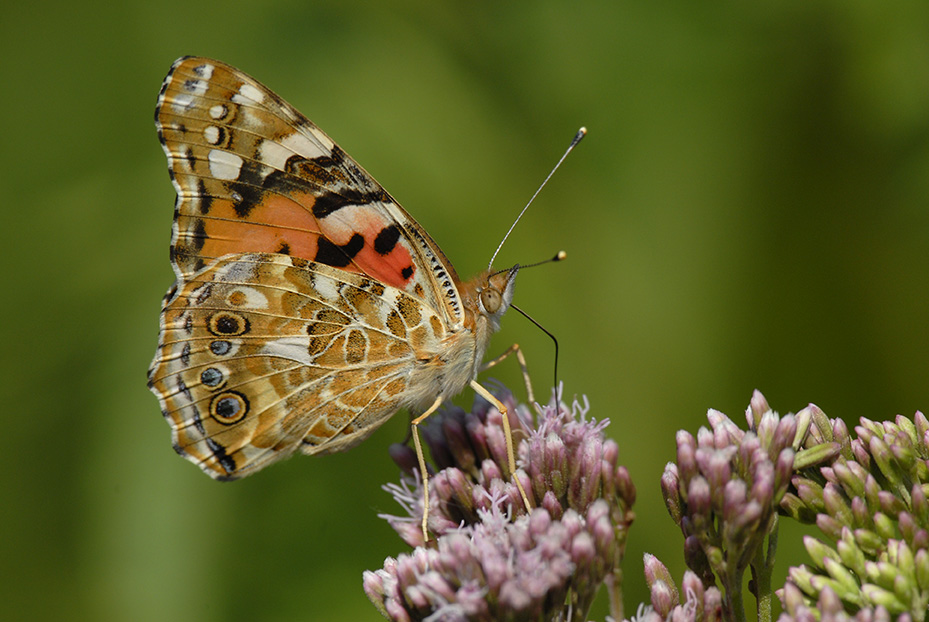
top-left (3, 1), bottom-right (928, 620)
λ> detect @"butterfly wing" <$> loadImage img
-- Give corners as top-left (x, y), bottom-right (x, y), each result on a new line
top-left (148, 253), bottom-right (450, 480)
top-left (150, 56), bottom-right (479, 479)
top-left (156, 56), bottom-right (465, 327)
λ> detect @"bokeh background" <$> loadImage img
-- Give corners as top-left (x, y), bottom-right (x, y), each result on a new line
top-left (4, 1), bottom-right (928, 620)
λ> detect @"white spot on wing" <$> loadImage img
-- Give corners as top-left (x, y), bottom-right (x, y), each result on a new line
top-left (288, 127), bottom-right (334, 154)
top-left (258, 131), bottom-right (332, 170)
top-left (186, 79), bottom-right (208, 96)
top-left (208, 149), bottom-right (243, 180)
top-left (209, 104), bottom-right (226, 119)
top-left (313, 274), bottom-right (341, 302)
top-left (233, 83), bottom-right (265, 105)
top-left (257, 139), bottom-right (292, 171)
top-left (171, 93), bottom-right (194, 112)
top-left (196, 63), bottom-right (214, 80)
top-left (204, 126), bottom-right (220, 145)
top-left (262, 336), bottom-right (314, 365)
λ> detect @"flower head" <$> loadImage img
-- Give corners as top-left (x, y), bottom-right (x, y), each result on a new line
top-left (661, 391), bottom-right (799, 591)
top-left (366, 386), bottom-right (635, 621)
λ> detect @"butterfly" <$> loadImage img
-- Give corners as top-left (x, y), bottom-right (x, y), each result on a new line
top-left (147, 57), bottom-right (555, 521)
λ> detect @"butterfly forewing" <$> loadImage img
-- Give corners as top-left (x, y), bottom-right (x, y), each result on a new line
top-left (156, 57), bottom-right (463, 325)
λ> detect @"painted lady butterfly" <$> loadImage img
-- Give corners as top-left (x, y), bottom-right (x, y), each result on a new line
top-left (148, 57), bottom-right (580, 530)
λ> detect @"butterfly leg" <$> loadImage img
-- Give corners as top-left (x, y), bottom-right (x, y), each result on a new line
top-left (411, 395), bottom-right (444, 542)
top-left (480, 343), bottom-right (535, 405)
top-left (469, 380), bottom-right (533, 514)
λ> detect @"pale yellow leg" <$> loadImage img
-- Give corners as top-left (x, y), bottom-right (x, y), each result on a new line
top-left (411, 344), bottom-right (536, 542)
top-left (479, 342), bottom-right (535, 406)
top-left (469, 380), bottom-right (533, 513)
top-left (411, 395), bottom-right (444, 542)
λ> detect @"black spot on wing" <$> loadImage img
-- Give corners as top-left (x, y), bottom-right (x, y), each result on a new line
top-left (206, 437), bottom-right (237, 475)
top-left (278, 242), bottom-right (291, 255)
top-left (315, 233), bottom-right (364, 268)
top-left (196, 179), bottom-right (213, 215)
top-left (184, 147), bottom-right (196, 170)
top-left (401, 266), bottom-right (414, 280)
top-left (374, 225), bottom-right (401, 255)
top-left (224, 159), bottom-right (266, 218)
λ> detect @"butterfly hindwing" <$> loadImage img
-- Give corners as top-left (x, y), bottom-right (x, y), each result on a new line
top-left (148, 252), bottom-right (452, 479)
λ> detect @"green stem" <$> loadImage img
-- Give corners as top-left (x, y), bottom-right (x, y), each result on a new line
top-left (753, 560), bottom-right (772, 622)
top-left (725, 570), bottom-right (747, 622)
top-left (751, 518), bottom-right (779, 622)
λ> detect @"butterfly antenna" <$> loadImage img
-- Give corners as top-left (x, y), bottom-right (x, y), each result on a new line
top-left (523, 250), bottom-right (567, 270)
top-left (488, 127), bottom-right (587, 270)
top-left (489, 250), bottom-right (567, 279)
top-left (510, 303), bottom-right (560, 395)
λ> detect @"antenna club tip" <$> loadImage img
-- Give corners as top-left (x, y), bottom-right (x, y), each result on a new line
top-left (554, 250), bottom-right (567, 262)
top-left (571, 127), bottom-right (587, 147)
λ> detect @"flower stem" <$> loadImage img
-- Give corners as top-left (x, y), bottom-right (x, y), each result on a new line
top-left (606, 569), bottom-right (623, 622)
top-left (751, 518), bottom-right (778, 622)
top-left (724, 570), bottom-right (746, 622)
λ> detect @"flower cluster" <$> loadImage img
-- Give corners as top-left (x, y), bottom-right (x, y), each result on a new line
top-left (780, 409), bottom-right (929, 619)
top-left (364, 387), bottom-right (635, 621)
top-left (364, 498), bottom-right (615, 621)
top-left (660, 391), bottom-right (802, 616)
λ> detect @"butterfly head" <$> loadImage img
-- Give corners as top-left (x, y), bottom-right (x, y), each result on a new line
top-left (477, 265), bottom-right (519, 327)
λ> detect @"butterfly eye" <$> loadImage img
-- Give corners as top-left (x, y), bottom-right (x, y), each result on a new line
top-left (480, 288), bottom-right (503, 314)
